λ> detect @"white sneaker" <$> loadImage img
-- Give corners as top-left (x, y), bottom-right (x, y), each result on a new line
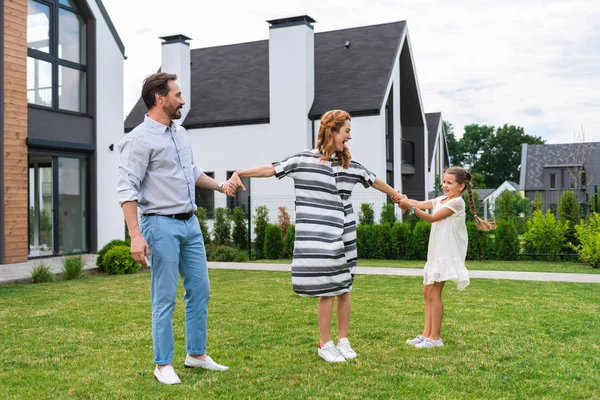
top-left (318, 341), bottom-right (346, 363)
top-left (184, 354), bottom-right (229, 371)
top-left (336, 338), bottom-right (357, 359)
top-left (406, 335), bottom-right (426, 346)
top-left (154, 365), bottom-right (181, 385)
top-left (415, 338), bottom-right (444, 349)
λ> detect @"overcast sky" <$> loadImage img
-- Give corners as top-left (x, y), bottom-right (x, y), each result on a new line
top-left (102, 0), bottom-right (600, 144)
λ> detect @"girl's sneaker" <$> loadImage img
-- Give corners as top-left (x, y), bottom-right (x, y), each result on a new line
top-left (406, 335), bottom-right (426, 346)
top-left (415, 338), bottom-right (444, 348)
top-left (336, 338), bottom-right (357, 359)
top-left (318, 341), bottom-right (346, 363)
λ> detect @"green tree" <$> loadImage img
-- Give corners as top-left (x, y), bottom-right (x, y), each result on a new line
top-left (444, 121), bottom-right (463, 166)
top-left (253, 206), bottom-right (269, 259)
top-left (460, 124), bottom-right (495, 169)
top-left (495, 190), bottom-right (516, 221)
top-left (433, 174), bottom-right (443, 196)
top-left (231, 206), bottom-right (248, 250)
top-left (475, 124), bottom-right (544, 188)
top-left (195, 206), bottom-right (211, 244)
top-left (212, 207), bottom-right (231, 246)
top-left (358, 203), bottom-right (375, 225)
top-left (531, 191), bottom-right (544, 215)
top-left (558, 190), bottom-right (581, 248)
top-left (380, 203), bottom-right (397, 226)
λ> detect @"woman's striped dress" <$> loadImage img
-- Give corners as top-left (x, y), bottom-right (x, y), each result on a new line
top-left (273, 150), bottom-right (376, 297)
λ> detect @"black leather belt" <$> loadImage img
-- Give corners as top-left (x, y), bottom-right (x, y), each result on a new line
top-left (143, 211), bottom-right (194, 220)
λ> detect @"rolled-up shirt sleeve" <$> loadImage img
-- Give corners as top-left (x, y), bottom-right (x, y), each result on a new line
top-left (192, 163), bottom-right (202, 184)
top-left (117, 135), bottom-right (150, 205)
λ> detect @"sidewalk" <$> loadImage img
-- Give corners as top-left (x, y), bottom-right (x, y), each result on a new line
top-left (1, 258), bottom-right (599, 285)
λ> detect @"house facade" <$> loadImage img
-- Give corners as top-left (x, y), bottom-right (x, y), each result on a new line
top-left (125, 16), bottom-right (434, 224)
top-left (519, 142), bottom-right (600, 213)
top-left (0, 0), bottom-right (125, 264)
top-left (481, 180), bottom-right (520, 219)
top-left (425, 112), bottom-right (450, 195)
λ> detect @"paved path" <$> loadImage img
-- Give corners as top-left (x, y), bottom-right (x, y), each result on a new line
top-left (1, 257), bottom-right (599, 285)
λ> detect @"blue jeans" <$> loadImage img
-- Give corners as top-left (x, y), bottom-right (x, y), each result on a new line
top-left (140, 214), bottom-right (209, 365)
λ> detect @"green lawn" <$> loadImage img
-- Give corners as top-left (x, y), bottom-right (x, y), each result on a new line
top-left (252, 258), bottom-right (600, 274)
top-left (1, 270), bottom-right (599, 399)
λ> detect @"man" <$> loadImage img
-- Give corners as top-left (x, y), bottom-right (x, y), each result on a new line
top-left (117, 72), bottom-right (235, 385)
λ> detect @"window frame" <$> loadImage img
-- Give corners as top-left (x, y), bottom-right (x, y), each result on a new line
top-left (27, 0), bottom-right (88, 115)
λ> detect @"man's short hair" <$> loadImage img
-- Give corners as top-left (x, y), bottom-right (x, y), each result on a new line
top-left (141, 72), bottom-right (178, 110)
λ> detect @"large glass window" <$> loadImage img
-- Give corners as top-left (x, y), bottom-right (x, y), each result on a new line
top-left (27, 0), bottom-right (87, 113)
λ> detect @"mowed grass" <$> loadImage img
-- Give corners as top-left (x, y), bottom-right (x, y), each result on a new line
top-left (253, 258), bottom-right (600, 274)
top-left (0, 270), bottom-right (599, 399)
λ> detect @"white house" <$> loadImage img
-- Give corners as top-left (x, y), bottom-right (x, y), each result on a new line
top-left (482, 180), bottom-right (520, 219)
top-left (125, 16), bottom-right (432, 224)
top-left (0, 0), bottom-right (125, 264)
top-left (425, 112), bottom-right (451, 195)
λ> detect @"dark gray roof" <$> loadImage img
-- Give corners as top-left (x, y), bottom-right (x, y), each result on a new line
top-left (507, 181), bottom-right (519, 190)
top-left (125, 21), bottom-right (406, 130)
top-left (521, 142), bottom-right (600, 189)
top-left (426, 112), bottom-right (441, 165)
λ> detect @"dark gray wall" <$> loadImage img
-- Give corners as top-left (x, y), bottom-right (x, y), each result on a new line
top-left (402, 125), bottom-right (426, 199)
top-left (28, 107), bottom-right (94, 146)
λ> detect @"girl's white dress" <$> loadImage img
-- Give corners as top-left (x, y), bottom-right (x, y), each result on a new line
top-left (423, 196), bottom-right (470, 290)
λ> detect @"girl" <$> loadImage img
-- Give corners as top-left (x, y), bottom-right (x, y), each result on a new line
top-left (227, 110), bottom-right (405, 362)
top-left (395, 167), bottom-right (494, 348)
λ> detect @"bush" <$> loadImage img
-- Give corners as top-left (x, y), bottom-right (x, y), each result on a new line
top-left (253, 206), bottom-right (269, 259)
top-left (235, 250), bottom-right (250, 262)
top-left (574, 213), bottom-right (600, 268)
top-left (358, 203), bottom-right (375, 226)
top-left (373, 224), bottom-right (393, 259)
top-left (412, 221), bottom-right (431, 260)
top-left (496, 190), bottom-right (516, 221)
top-left (231, 206), bottom-right (248, 250)
top-left (380, 203), bottom-right (397, 226)
top-left (62, 255), bottom-right (85, 280)
top-left (283, 224), bottom-right (295, 258)
top-left (195, 206), bottom-right (211, 244)
top-left (391, 222), bottom-right (413, 260)
top-left (103, 246), bottom-right (140, 275)
top-left (212, 207), bottom-right (231, 245)
top-left (558, 190), bottom-right (581, 249)
top-left (30, 262), bottom-right (56, 283)
top-left (264, 224), bottom-right (284, 259)
top-left (278, 206), bottom-right (291, 239)
top-left (495, 220), bottom-right (520, 260)
top-left (96, 239), bottom-right (130, 272)
top-left (356, 225), bottom-right (376, 258)
top-left (523, 210), bottom-right (567, 261)
top-left (467, 221), bottom-right (494, 261)
top-left (530, 191), bottom-right (544, 215)
top-left (212, 245), bottom-right (238, 262)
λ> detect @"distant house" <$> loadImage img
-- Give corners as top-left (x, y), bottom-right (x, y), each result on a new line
top-left (125, 16), bottom-right (437, 222)
top-left (482, 181), bottom-right (520, 219)
top-left (519, 142), bottom-right (600, 213)
top-left (425, 112), bottom-right (451, 195)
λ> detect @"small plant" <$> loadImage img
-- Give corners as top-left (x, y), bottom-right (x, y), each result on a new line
top-left (231, 206), bottom-right (248, 250)
top-left (253, 206), bottom-right (270, 259)
top-left (495, 220), bottom-right (520, 261)
top-left (380, 203), bottom-right (397, 226)
top-left (558, 190), bottom-right (581, 249)
top-left (97, 239), bottom-right (130, 272)
top-left (283, 224), bottom-right (295, 258)
top-left (62, 255), bottom-right (85, 280)
top-left (574, 213), bottom-right (600, 268)
top-left (358, 203), bottom-right (375, 225)
top-left (103, 246), bottom-right (140, 275)
top-left (30, 262), bottom-right (56, 283)
top-left (524, 210), bottom-right (568, 261)
top-left (263, 224), bottom-right (284, 259)
top-left (195, 206), bottom-right (211, 244)
top-left (213, 245), bottom-right (238, 262)
top-left (235, 250), bottom-right (250, 262)
top-left (213, 207), bottom-right (231, 245)
top-left (467, 221), bottom-right (494, 261)
top-left (278, 206), bottom-right (291, 239)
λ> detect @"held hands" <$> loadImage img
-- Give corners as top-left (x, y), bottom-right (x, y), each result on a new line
top-left (391, 190), bottom-right (411, 211)
top-left (222, 171), bottom-right (246, 197)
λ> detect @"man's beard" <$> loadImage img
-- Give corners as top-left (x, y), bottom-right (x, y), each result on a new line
top-left (165, 104), bottom-right (182, 120)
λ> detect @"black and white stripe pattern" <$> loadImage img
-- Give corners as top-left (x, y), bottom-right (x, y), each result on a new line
top-left (273, 150), bottom-right (376, 297)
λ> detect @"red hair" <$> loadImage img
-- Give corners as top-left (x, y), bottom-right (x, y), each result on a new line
top-left (316, 110), bottom-right (352, 169)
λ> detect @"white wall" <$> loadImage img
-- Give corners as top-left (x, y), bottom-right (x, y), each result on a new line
top-left (89, 0), bottom-right (125, 248)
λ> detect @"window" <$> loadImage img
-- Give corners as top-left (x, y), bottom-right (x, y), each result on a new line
top-left (27, 0), bottom-right (87, 113)
top-left (195, 172), bottom-right (215, 218)
top-left (560, 169), bottom-right (565, 188)
top-left (549, 173), bottom-right (556, 189)
top-left (227, 171), bottom-right (251, 218)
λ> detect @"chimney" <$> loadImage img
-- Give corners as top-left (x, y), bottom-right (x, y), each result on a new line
top-left (159, 34), bottom-right (192, 123)
top-left (267, 16), bottom-right (316, 150)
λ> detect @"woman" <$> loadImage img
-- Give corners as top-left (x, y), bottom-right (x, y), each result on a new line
top-left (229, 109), bottom-right (405, 362)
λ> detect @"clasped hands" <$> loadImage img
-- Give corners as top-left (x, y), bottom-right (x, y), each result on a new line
top-left (391, 191), bottom-right (414, 211)
top-left (220, 171), bottom-right (247, 197)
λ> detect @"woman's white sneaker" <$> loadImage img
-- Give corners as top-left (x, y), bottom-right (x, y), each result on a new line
top-left (406, 335), bottom-right (426, 346)
top-left (318, 341), bottom-right (346, 363)
top-left (336, 338), bottom-right (357, 359)
top-left (415, 338), bottom-right (444, 348)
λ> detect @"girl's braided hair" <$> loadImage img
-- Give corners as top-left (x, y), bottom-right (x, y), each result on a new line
top-left (445, 166), bottom-right (496, 231)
